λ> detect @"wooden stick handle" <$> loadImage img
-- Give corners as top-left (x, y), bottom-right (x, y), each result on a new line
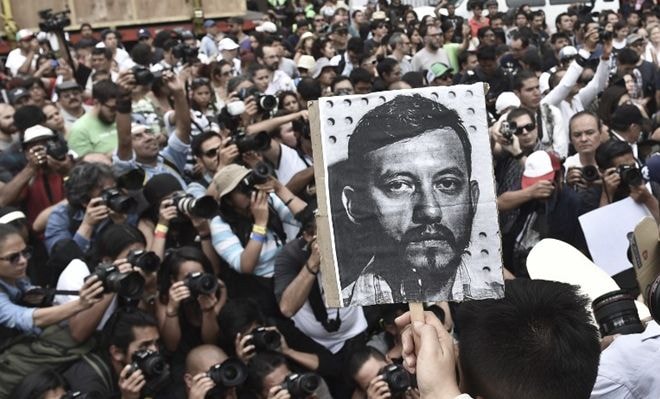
top-left (409, 302), bottom-right (424, 322)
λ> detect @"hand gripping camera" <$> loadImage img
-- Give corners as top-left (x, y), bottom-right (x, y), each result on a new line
top-left (128, 349), bottom-right (171, 395)
top-left (206, 358), bottom-right (248, 394)
top-left (126, 249), bottom-right (161, 273)
top-left (184, 272), bottom-right (219, 297)
top-left (249, 327), bottom-right (281, 352)
top-left (170, 191), bottom-right (218, 219)
top-left (280, 372), bottom-right (321, 399)
top-left (378, 364), bottom-right (414, 394)
top-left (87, 262), bottom-right (145, 300)
top-left (101, 188), bottom-right (137, 214)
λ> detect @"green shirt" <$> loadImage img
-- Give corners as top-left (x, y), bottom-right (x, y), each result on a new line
top-left (443, 43), bottom-right (462, 73)
top-left (68, 112), bottom-right (117, 157)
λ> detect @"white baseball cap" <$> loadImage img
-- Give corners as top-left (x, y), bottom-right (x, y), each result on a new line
top-left (218, 37), bottom-right (239, 51)
top-left (521, 150), bottom-right (555, 189)
top-left (23, 125), bottom-right (55, 144)
top-left (255, 21), bottom-right (278, 33)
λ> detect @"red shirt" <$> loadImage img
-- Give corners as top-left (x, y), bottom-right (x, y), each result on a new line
top-left (23, 170), bottom-right (65, 226)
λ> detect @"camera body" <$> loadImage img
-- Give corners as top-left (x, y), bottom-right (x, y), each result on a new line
top-left (250, 327), bottom-right (281, 351)
top-left (229, 131), bottom-right (272, 154)
top-left (281, 373), bottom-right (321, 398)
top-left (172, 44), bottom-right (199, 65)
top-left (379, 364), bottom-right (413, 394)
top-left (38, 8), bottom-right (71, 32)
top-left (206, 358), bottom-right (248, 392)
top-left (184, 272), bottom-right (218, 297)
top-left (170, 191), bottom-right (217, 218)
top-left (500, 121), bottom-right (517, 141)
top-left (237, 87), bottom-right (278, 113)
top-left (239, 162), bottom-right (274, 194)
top-left (598, 28), bottom-right (613, 42)
top-left (89, 262), bottom-right (145, 300)
top-left (617, 165), bottom-right (643, 186)
top-left (101, 188), bottom-right (137, 213)
top-left (127, 250), bottom-right (160, 273)
top-left (581, 165), bottom-right (600, 183)
top-left (45, 137), bottom-right (69, 161)
top-left (129, 349), bottom-right (171, 394)
top-left (132, 65), bottom-right (157, 86)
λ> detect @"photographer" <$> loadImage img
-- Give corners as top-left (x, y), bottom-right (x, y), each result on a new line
top-left (155, 247), bottom-right (225, 355)
top-left (44, 162), bottom-right (140, 254)
top-left (596, 139), bottom-right (660, 222)
top-left (348, 346), bottom-right (419, 399)
top-left (246, 352), bottom-right (332, 399)
top-left (63, 309), bottom-right (169, 399)
top-left (113, 69), bottom-right (191, 189)
top-left (6, 29), bottom-right (38, 76)
top-left (184, 344), bottom-right (242, 399)
top-left (218, 299), bottom-right (336, 383)
top-left (55, 224), bottom-right (154, 343)
top-left (0, 123), bottom-right (71, 226)
top-left (187, 132), bottom-right (239, 199)
top-left (564, 112), bottom-right (605, 212)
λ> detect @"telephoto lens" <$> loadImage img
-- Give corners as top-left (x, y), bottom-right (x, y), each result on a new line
top-left (170, 192), bottom-right (218, 219)
top-left (230, 131), bottom-right (272, 153)
top-left (243, 162), bottom-right (274, 188)
top-left (126, 250), bottom-right (161, 273)
top-left (281, 373), bottom-right (321, 399)
top-left (184, 272), bottom-right (218, 296)
top-left (250, 327), bottom-right (281, 351)
top-left (592, 290), bottom-right (645, 336)
top-left (90, 263), bottom-right (145, 300)
top-left (378, 364), bottom-right (413, 394)
top-left (206, 358), bottom-right (248, 390)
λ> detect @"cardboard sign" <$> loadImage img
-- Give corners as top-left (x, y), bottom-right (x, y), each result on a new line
top-left (630, 216), bottom-right (660, 300)
top-left (309, 84), bottom-right (504, 307)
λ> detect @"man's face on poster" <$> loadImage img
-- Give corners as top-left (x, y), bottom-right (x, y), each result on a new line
top-left (344, 128), bottom-right (479, 276)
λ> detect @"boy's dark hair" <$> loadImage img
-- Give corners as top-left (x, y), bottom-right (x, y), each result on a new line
top-left (617, 48), bottom-right (640, 66)
top-left (456, 279), bottom-right (600, 399)
top-left (349, 67), bottom-right (372, 85)
top-left (14, 105), bottom-right (45, 132)
top-left (92, 79), bottom-right (120, 103)
top-left (191, 131), bottom-right (221, 157)
top-left (64, 162), bottom-right (115, 210)
top-left (91, 47), bottom-right (113, 59)
top-left (507, 107), bottom-right (535, 124)
top-left (331, 75), bottom-right (353, 92)
top-left (217, 299), bottom-right (266, 354)
top-left (458, 50), bottom-right (475, 68)
top-left (550, 31), bottom-right (570, 44)
top-left (347, 346), bottom-right (386, 381)
top-left (347, 36), bottom-right (364, 54)
top-left (10, 368), bottom-right (70, 399)
top-left (401, 71), bottom-right (425, 88)
top-left (297, 77), bottom-right (322, 102)
top-left (476, 45), bottom-right (497, 61)
top-left (595, 139), bottom-right (634, 170)
top-left (101, 309), bottom-right (158, 353)
top-left (376, 57), bottom-right (399, 77)
top-left (246, 352), bottom-right (288, 395)
top-left (130, 43), bottom-right (152, 66)
top-left (512, 69), bottom-right (537, 91)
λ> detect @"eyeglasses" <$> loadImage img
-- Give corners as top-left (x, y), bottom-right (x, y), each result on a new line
top-left (439, 73), bottom-right (453, 80)
top-left (0, 247), bottom-right (32, 264)
top-left (515, 123), bottom-right (536, 135)
top-left (203, 145), bottom-right (222, 158)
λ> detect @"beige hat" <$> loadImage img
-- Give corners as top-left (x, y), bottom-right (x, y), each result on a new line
top-left (297, 55), bottom-right (316, 71)
top-left (213, 164), bottom-right (251, 200)
top-left (299, 31), bottom-right (314, 42)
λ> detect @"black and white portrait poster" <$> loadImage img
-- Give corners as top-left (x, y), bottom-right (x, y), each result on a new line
top-left (310, 84), bottom-right (505, 307)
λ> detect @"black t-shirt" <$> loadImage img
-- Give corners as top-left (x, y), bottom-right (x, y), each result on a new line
top-left (63, 354), bottom-right (118, 399)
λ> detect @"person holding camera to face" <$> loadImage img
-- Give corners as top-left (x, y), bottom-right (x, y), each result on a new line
top-left (210, 164), bottom-right (306, 316)
top-left (55, 224), bottom-right (155, 343)
top-left (0, 109), bottom-right (72, 226)
top-left (186, 131), bottom-right (240, 199)
top-left (596, 139), bottom-right (660, 222)
top-left (44, 162), bottom-right (140, 255)
top-left (348, 346), bottom-right (420, 399)
top-left (63, 309), bottom-right (170, 399)
top-left (184, 344), bottom-right (246, 399)
top-left (113, 68), bottom-right (192, 189)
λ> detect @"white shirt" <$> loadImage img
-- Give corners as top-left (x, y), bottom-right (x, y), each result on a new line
top-left (55, 259), bottom-right (118, 330)
top-left (266, 70), bottom-right (297, 95)
top-left (6, 48), bottom-right (29, 76)
top-left (591, 321), bottom-right (660, 399)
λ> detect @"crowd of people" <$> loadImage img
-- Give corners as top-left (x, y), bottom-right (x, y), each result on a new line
top-left (0, 0), bottom-right (659, 398)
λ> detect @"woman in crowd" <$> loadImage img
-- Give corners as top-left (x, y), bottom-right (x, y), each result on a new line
top-left (278, 90), bottom-right (302, 114)
top-left (209, 60), bottom-right (233, 110)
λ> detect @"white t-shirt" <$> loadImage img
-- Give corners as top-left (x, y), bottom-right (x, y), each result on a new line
top-left (55, 258), bottom-right (118, 330)
top-left (6, 48), bottom-right (28, 76)
top-left (276, 143), bottom-right (308, 186)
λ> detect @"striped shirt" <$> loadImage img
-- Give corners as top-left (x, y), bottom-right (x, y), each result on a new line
top-left (210, 193), bottom-right (300, 277)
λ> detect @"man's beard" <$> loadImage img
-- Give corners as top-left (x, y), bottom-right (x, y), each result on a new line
top-left (400, 222), bottom-right (466, 277)
top-left (428, 42), bottom-right (439, 51)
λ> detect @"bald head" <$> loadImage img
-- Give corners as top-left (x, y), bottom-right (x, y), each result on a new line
top-left (186, 344), bottom-right (229, 376)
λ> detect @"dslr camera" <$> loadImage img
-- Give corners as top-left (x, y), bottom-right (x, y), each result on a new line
top-left (38, 8), bottom-right (71, 32)
top-left (500, 121), bottom-right (517, 141)
top-left (88, 262), bottom-right (145, 300)
top-left (172, 43), bottom-right (199, 65)
top-left (280, 373), bottom-right (321, 399)
top-left (378, 364), bottom-right (414, 394)
top-left (101, 188), bottom-right (137, 213)
top-left (127, 249), bottom-right (160, 273)
top-left (170, 191), bottom-right (217, 219)
top-left (228, 131), bottom-right (271, 153)
top-left (592, 290), bottom-right (645, 336)
top-left (184, 272), bottom-right (218, 297)
top-left (131, 65), bottom-right (161, 86)
top-left (237, 87), bottom-right (278, 113)
top-left (581, 165), bottom-right (600, 183)
top-left (249, 327), bottom-right (281, 351)
top-left (238, 162), bottom-right (274, 194)
top-left (128, 349), bottom-right (171, 394)
top-left (206, 358), bottom-right (248, 393)
top-left (617, 165), bottom-right (643, 186)
top-left (598, 28), bottom-right (613, 42)
top-left (45, 137), bottom-right (69, 161)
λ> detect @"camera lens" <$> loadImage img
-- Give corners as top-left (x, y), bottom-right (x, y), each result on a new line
top-left (582, 165), bottom-right (600, 182)
top-left (647, 275), bottom-right (660, 325)
top-left (592, 290), bottom-right (644, 336)
top-left (208, 359), bottom-right (248, 387)
top-left (297, 373), bottom-right (320, 394)
top-left (106, 271), bottom-right (145, 300)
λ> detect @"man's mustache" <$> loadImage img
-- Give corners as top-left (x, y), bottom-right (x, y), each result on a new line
top-left (402, 223), bottom-right (459, 250)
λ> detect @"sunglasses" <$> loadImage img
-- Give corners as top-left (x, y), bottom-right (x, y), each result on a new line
top-left (515, 123), bottom-right (536, 135)
top-left (439, 73), bottom-right (453, 80)
top-left (203, 145), bottom-right (222, 158)
top-left (0, 246), bottom-right (32, 264)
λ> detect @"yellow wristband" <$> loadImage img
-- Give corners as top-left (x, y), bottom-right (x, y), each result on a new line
top-left (156, 224), bottom-right (169, 234)
top-left (252, 224), bottom-right (267, 235)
